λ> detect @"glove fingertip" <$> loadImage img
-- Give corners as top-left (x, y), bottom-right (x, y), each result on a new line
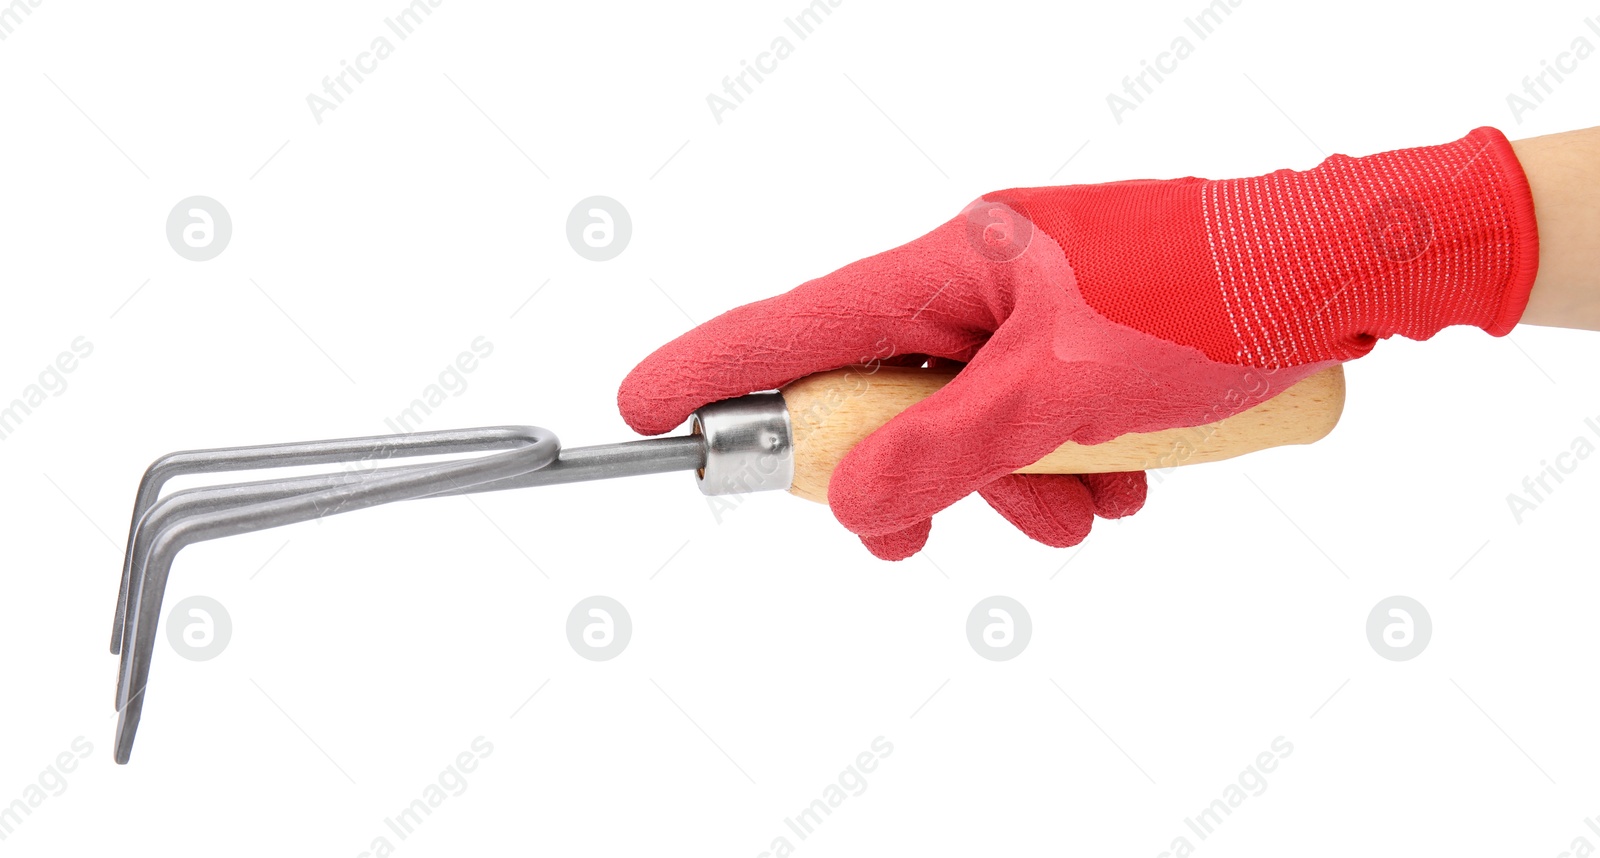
top-left (617, 362), bottom-right (695, 436)
top-left (858, 519), bottom-right (932, 561)
top-left (979, 474), bottom-right (1094, 548)
top-left (1081, 471), bottom-right (1148, 519)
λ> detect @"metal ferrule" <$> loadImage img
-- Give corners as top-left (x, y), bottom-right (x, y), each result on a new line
top-left (691, 393), bottom-right (794, 496)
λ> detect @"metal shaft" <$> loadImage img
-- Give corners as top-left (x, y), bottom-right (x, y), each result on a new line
top-left (441, 436), bottom-right (707, 493)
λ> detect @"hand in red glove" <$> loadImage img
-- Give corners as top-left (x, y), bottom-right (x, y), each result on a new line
top-left (620, 127), bottom-right (1538, 559)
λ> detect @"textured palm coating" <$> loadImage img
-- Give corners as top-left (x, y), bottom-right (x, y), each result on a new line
top-left (615, 207), bottom-right (1308, 559)
top-left (810, 220), bottom-right (1333, 540)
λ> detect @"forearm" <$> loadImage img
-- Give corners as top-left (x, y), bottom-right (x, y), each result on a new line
top-left (1513, 127), bottom-right (1600, 331)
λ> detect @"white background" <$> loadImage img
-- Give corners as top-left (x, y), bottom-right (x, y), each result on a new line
top-left (1, 0), bottom-right (1598, 855)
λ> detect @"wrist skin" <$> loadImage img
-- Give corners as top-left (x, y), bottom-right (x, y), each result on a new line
top-left (1515, 128), bottom-right (1600, 331)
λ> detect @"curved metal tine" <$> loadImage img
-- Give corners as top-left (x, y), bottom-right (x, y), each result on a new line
top-left (114, 427), bottom-right (561, 710)
top-left (112, 426), bottom-right (549, 655)
top-left (110, 439), bottom-right (569, 711)
top-left (112, 434), bottom-right (711, 697)
top-left (114, 433), bottom-right (710, 708)
top-left (114, 426), bottom-right (559, 763)
top-left (111, 459), bottom-right (472, 709)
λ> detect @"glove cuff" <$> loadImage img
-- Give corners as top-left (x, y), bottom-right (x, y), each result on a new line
top-left (1476, 127), bottom-right (1542, 336)
top-left (1199, 126), bottom-right (1541, 366)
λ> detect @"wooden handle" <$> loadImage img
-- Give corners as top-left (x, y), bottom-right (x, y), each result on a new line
top-left (781, 365), bottom-right (1345, 504)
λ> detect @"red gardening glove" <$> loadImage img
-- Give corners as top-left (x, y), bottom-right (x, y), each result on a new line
top-left (620, 127), bottom-right (1538, 559)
